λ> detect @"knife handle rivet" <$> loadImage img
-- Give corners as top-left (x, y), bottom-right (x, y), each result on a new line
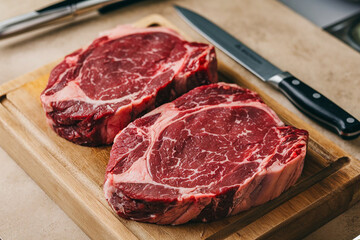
top-left (292, 80), bottom-right (300, 85)
top-left (346, 117), bottom-right (355, 123)
top-left (312, 93), bottom-right (321, 99)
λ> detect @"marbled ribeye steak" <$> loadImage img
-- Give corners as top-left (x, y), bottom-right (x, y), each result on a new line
top-left (40, 25), bottom-right (217, 146)
top-left (104, 83), bottom-right (309, 225)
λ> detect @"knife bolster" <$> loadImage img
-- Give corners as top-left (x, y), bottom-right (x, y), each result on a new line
top-left (268, 71), bottom-right (292, 88)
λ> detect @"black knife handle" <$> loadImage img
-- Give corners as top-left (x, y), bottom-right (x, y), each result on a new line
top-left (271, 72), bottom-right (360, 139)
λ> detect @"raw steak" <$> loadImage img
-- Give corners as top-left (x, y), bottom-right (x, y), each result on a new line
top-left (40, 25), bottom-right (217, 146)
top-left (104, 83), bottom-right (309, 225)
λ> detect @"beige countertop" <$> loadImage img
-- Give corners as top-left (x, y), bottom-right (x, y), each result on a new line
top-left (0, 0), bottom-right (359, 239)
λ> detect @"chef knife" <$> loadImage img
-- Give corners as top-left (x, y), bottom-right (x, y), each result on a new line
top-left (0, 0), bottom-right (146, 40)
top-left (175, 5), bottom-right (360, 139)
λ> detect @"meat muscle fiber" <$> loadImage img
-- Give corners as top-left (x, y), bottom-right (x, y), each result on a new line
top-left (40, 25), bottom-right (217, 146)
top-left (104, 82), bottom-right (309, 225)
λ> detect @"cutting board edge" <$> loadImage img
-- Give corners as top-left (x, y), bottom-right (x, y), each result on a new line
top-left (0, 61), bottom-right (59, 97)
top-left (256, 173), bottom-right (360, 240)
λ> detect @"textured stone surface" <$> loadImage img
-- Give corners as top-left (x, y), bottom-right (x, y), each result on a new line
top-left (0, 0), bottom-right (359, 239)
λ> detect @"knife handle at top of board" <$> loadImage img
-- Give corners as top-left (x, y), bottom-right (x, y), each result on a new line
top-left (174, 5), bottom-right (360, 139)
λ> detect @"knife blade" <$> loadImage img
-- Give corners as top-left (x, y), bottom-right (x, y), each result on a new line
top-left (174, 5), bottom-right (360, 139)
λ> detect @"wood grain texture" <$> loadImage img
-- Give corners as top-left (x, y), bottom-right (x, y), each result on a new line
top-left (0, 14), bottom-right (359, 240)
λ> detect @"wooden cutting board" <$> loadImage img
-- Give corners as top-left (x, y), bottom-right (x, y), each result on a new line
top-left (0, 15), bottom-right (359, 240)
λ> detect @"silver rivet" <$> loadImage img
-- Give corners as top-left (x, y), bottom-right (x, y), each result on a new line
top-left (313, 93), bottom-right (321, 99)
top-left (346, 117), bottom-right (355, 123)
top-left (292, 80), bottom-right (300, 85)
